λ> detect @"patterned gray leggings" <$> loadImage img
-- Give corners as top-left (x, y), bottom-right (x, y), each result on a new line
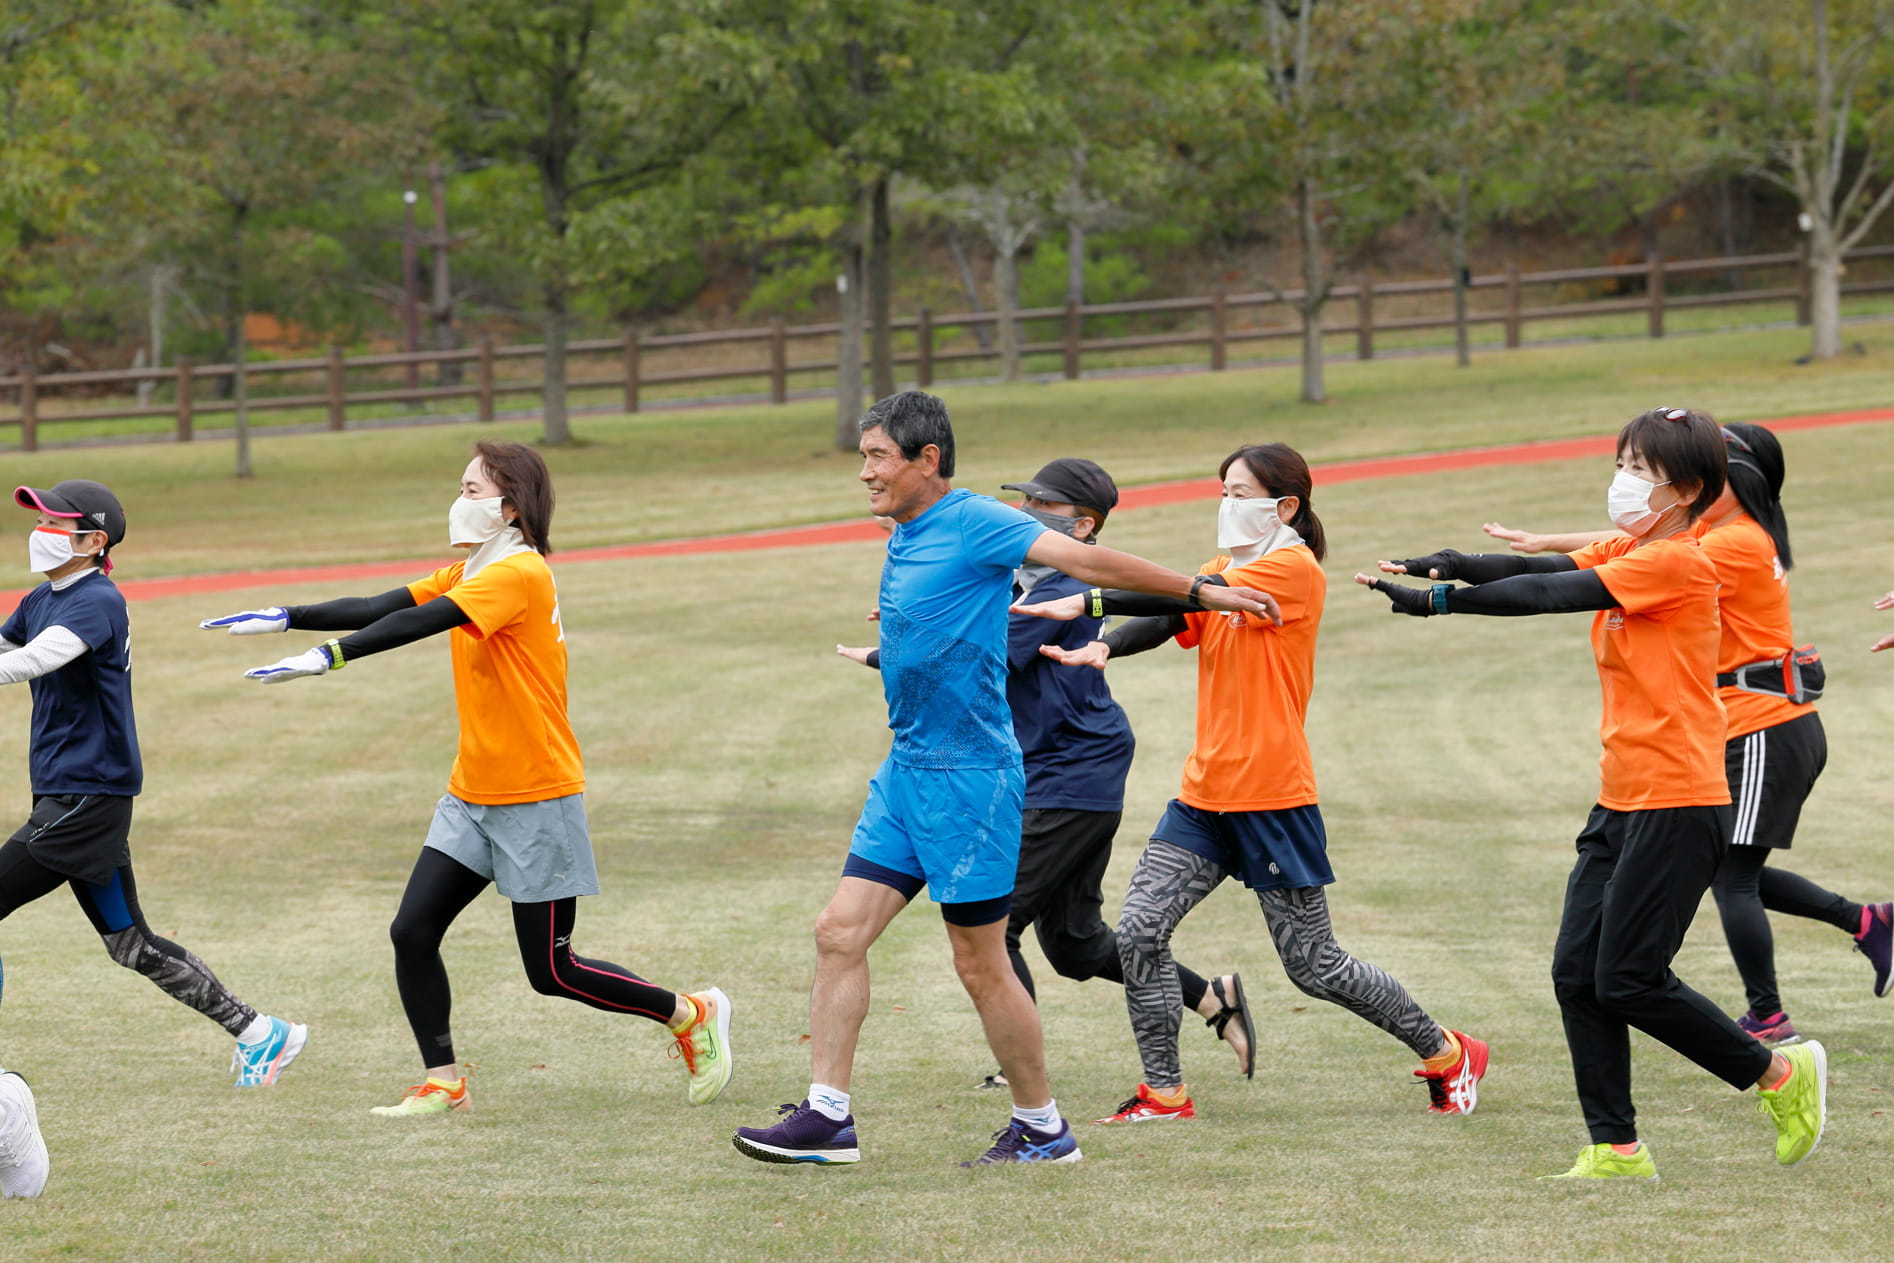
top-left (1117, 840), bottom-right (1445, 1088)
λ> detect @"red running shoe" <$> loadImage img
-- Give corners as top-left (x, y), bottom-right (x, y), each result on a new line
top-left (1092, 1083), bottom-right (1196, 1125)
top-left (1415, 1031), bottom-right (1488, 1115)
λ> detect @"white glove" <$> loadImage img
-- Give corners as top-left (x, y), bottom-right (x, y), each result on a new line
top-left (244, 644), bottom-right (339, 684)
top-left (201, 607), bottom-right (289, 635)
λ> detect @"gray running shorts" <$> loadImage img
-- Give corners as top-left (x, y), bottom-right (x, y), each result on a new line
top-left (423, 792), bottom-right (600, 902)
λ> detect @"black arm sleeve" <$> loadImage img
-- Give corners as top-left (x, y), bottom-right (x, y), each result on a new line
top-left (1099, 573), bottom-right (1227, 617)
top-left (333, 596), bottom-right (471, 662)
top-left (1101, 614), bottom-right (1187, 658)
top-left (1443, 568), bottom-right (1614, 617)
top-left (284, 587), bottom-right (417, 632)
top-left (1394, 550), bottom-right (1578, 584)
top-left (864, 649), bottom-right (881, 670)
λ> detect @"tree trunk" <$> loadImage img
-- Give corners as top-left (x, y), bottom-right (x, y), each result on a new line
top-left (945, 226), bottom-right (993, 351)
top-left (1451, 172), bottom-right (1470, 369)
top-left (541, 276), bottom-right (572, 444)
top-left (834, 226), bottom-right (866, 450)
top-left (139, 264), bottom-right (171, 407)
top-left (233, 300), bottom-right (253, 479)
top-left (429, 159), bottom-right (460, 385)
top-left (1066, 218), bottom-right (1085, 306)
top-left (995, 243), bottom-right (1021, 382)
top-left (1296, 178), bottom-right (1327, 404)
top-left (1808, 236), bottom-right (1843, 359)
top-left (869, 175), bottom-right (894, 399)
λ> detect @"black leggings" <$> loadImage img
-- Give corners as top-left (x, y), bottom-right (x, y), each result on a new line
top-left (0, 837), bottom-right (257, 1036)
top-left (388, 847), bottom-right (679, 1067)
top-left (1710, 846), bottom-right (1862, 1017)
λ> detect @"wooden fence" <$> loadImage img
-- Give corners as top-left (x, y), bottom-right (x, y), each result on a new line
top-left (3, 242), bottom-right (1893, 450)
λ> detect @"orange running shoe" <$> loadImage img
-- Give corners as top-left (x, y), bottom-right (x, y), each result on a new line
top-left (1092, 1083), bottom-right (1196, 1125)
top-left (1415, 1031), bottom-right (1488, 1115)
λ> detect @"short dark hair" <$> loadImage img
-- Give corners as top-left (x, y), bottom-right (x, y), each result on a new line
top-left (1218, 442), bottom-right (1327, 561)
top-left (474, 440), bottom-right (554, 555)
top-left (860, 391), bottom-right (955, 478)
top-left (1616, 407), bottom-right (1726, 522)
top-left (1722, 422), bottom-right (1793, 570)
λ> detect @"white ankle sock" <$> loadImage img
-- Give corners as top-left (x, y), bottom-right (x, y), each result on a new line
top-left (236, 1014), bottom-right (274, 1045)
top-left (809, 1084), bottom-right (850, 1121)
top-left (1012, 1099), bottom-right (1060, 1132)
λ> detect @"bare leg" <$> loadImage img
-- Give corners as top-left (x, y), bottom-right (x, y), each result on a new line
top-left (809, 877), bottom-right (911, 1091)
top-left (947, 915), bottom-right (1051, 1109)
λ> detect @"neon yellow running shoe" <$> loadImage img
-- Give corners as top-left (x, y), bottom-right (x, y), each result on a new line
top-left (1538, 1142), bottom-right (1658, 1182)
top-left (370, 1076), bottom-right (470, 1117)
top-left (1756, 1039), bottom-right (1827, 1165)
top-left (669, 987), bottom-right (734, 1106)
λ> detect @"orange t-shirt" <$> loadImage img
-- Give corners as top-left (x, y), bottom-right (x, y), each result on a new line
top-left (1569, 534), bottom-right (1728, 811)
top-left (1693, 515), bottom-right (1811, 740)
top-left (407, 552), bottom-right (585, 805)
top-left (1172, 545), bottom-right (1324, 812)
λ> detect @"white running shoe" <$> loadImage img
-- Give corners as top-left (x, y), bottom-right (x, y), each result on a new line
top-left (0, 1071), bottom-right (49, 1198)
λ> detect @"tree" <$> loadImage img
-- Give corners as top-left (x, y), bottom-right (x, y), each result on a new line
top-left (405, 0), bottom-right (748, 445)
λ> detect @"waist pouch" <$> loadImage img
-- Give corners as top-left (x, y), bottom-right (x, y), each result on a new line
top-left (1716, 644), bottom-right (1824, 704)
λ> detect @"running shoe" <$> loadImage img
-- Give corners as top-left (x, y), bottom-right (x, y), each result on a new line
top-left (370, 1076), bottom-right (471, 1117)
top-left (1206, 973), bottom-right (1256, 1079)
top-left (960, 1117), bottom-right (1082, 1166)
top-left (231, 1015), bottom-right (308, 1088)
top-left (1756, 1040), bottom-right (1827, 1166)
top-left (1092, 1083), bottom-right (1196, 1125)
top-left (1856, 902), bottom-right (1893, 998)
top-left (669, 987), bottom-right (734, 1106)
top-left (1414, 1030), bottom-right (1489, 1115)
top-left (1735, 1010), bottom-right (1800, 1047)
top-left (1538, 1142), bottom-right (1658, 1182)
top-left (732, 1100), bottom-right (860, 1165)
top-left (0, 1072), bottom-right (49, 1199)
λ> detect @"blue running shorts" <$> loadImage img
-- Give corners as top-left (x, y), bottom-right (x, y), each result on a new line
top-left (1151, 800), bottom-right (1334, 892)
top-left (847, 759), bottom-right (1025, 905)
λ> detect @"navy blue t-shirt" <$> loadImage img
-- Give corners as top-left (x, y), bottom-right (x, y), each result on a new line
top-left (878, 489), bottom-right (1047, 769)
top-left (1007, 570), bottom-right (1134, 812)
top-left (0, 571), bottom-right (141, 796)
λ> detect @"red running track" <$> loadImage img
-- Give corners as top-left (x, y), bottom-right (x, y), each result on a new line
top-left (18, 404), bottom-right (1893, 607)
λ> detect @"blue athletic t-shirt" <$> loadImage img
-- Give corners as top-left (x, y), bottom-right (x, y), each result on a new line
top-left (0, 571), bottom-right (141, 796)
top-left (1006, 570), bottom-right (1134, 811)
top-left (878, 489), bottom-right (1047, 769)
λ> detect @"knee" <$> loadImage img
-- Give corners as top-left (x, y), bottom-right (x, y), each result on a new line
top-left (812, 906), bottom-right (873, 964)
top-left (1593, 961), bottom-right (1664, 1012)
top-left (522, 959), bottom-right (564, 998)
top-left (1040, 933), bottom-right (1105, 983)
top-left (1280, 954), bottom-right (1337, 1004)
top-left (389, 913), bottom-right (436, 962)
top-left (102, 925), bottom-right (145, 971)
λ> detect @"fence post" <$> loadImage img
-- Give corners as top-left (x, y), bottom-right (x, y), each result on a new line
top-left (1356, 277), bottom-right (1375, 361)
top-left (769, 318), bottom-right (787, 404)
top-left (1210, 291), bottom-right (1228, 371)
top-left (1647, 256), bottom-right (1666, 339)
top-left (916, 308), bottom-right (933, 388)
top-left (477, 334), bottom-right (495, 422)
top-left (175, 359), bottom-right (193, 442)
top-left (18, 364), bottom-right (35, 453)
top-left (1795, 241), bottom-right (1812, 326)
top-left (1063, 301), bottom-right (1081, 380)
top-left (326, 344), bottom-right (346, 430)
top-left (1504, 261), bottom-right (1522, 349)
top-left (622, 329), bottom-right (640, 414)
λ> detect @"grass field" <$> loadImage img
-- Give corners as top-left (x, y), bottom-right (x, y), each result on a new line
top-left (0, 326), bottom-right (1892, 1260)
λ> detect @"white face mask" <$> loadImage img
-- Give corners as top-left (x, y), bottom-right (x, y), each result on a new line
top-left (448, 495), bottom-right (509, 547)
top-left (1606, 470), bottom-right (1673, 536)
top-left (28, 527), bottom-right (77, 575)
top-left (1217, 496), bottom-right (1284, 549)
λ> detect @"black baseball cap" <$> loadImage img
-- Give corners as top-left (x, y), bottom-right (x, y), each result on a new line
top-left (16, 480), bottom-right (126, 547)
top-left (1001, 458), bottom-right (1120, 521)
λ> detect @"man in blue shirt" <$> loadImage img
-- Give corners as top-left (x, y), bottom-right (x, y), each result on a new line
top-left (0, 480), bottom-right (305, 1112)
top-left (733, 394), bottom-right (1277, 1168)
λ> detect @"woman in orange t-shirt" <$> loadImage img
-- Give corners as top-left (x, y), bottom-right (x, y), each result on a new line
top-left (1362, 408), bottom-right (1825, 1180)
top-left (1029, 443), bottom-right (1485, 1126)
top-left (1481, 423), bottom-right (1891, 1043)
top-left (204, 442), bottom-right (731, 1117)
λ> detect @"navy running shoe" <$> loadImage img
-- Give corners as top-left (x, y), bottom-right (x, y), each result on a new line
top-left (1856, 902), bottom-right (1893, 998)
top-left (1736, 1010), bottom-right (1800, 1047)
top-left (732, 1100), bottom-right (860, 1165)
top-left (960, 1117), bottom-right (1082, 1167)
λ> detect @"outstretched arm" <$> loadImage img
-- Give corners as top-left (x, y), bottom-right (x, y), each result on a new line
top-left (201, 588), bottom-right (419, 636)
top-left (1025, 533), bottom-right (1280, 624)
top-left (1876, 589), bottom-right (1894, 653)
top-left (0, 627), bottom-right (87, 685)
top-left (1354, 568), bottom-right (1614, 618)
top-left (245, 596), bottom-right (471, 683)
top-left (1375, 550), bottom-right (1578, 583)
top-left (1482, 523), bottom-right (1620, 555)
